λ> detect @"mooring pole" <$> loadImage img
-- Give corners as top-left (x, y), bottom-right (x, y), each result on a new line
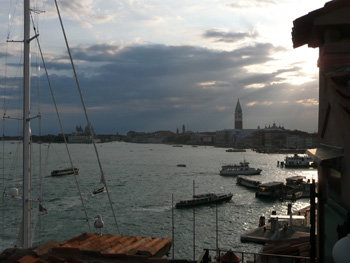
top-left (172, 194), bottom-right (175, 260)
top-left (193, 180), bottom-right (195, 261)
top-left (310, 179), bottom-right (316, 263)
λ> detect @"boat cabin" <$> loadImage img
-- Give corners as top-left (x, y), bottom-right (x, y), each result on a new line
top-left (255, 182), bottom-right (284, 198)
top-left (237, 175), bottom-right (262, 188)
top-left (285, 176), bottom-right (309, 187)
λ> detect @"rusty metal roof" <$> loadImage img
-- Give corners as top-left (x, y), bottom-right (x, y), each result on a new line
top-left (0, 233), bottom-right (173, 263)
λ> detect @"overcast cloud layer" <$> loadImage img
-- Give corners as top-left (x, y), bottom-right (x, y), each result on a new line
top-left (0, 0), bottom-right (327, 135)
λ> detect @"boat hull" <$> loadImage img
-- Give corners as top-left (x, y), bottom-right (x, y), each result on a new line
top-left (51, 167), bottom-right (79, 176)
top-left (220, 169), bottom-right (262, 176)
top-left (175, 193), bottom-right (233, 208)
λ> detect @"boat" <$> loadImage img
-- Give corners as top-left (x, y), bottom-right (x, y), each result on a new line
top-left (175, 193), bottom-right (233, 208)
top-left (177, 164), bottom-right (186, 167)
top-left (51, 167), bottom-right (80, 176)
top-left (0, 0), bottom-right (172, 258)
top-left (255, 182), bottom-right (284, 199)
top-left (220, 161), bottom-right (262, 176)
top-left (283, 154), bottom-right (315, 168)
top-left (241, 204), bottom-right (310, 244)
top-left (236, 175), bottom-right (262, 189)
top-left (226, 148), bottom-right (246, 152)
top-left (92, 186), bottom-right (105, 195)
top-left (285, 175), bottom-right (311, 189)
top-left (284, 175), bottom-right (312, 199)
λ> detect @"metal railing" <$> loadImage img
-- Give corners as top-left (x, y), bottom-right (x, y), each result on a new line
top-left (198, 248), bottom-right (312, 263)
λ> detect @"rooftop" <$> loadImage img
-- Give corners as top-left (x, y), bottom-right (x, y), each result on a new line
top-left (0, 233), bottom-right (173, 263)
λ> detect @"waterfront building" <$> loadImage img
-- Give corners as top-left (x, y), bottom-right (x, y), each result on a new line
top-left (188, 132), bottom-right (216, 145)
top-left (68, 125), bottom-right (99, 143)
top-left (234, 99), bottom-right (243, 129)
top-left (293, 1), bottom-right (350, 262)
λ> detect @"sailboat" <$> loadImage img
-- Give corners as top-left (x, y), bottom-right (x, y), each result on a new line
top-left (0, 0), bottom-right (172, 260)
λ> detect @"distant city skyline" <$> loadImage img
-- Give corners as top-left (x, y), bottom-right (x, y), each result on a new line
top-left (0, 1), bottom-right (328, 136)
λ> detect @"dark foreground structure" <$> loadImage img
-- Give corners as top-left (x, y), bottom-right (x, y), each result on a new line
top-left (293, 0), bottom-right (350, 262)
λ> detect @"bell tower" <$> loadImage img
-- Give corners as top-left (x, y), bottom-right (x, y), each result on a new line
top-left (235, 99), bottom-right (243, 130)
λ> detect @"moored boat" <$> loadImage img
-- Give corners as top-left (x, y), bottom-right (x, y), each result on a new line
top-left (255, 182), bottom-right (284, 199)
top-left (237, 175), bottom-right (262, 189)
top-left (285, 175), bottom-right (310, 189)
top-left (284, 175), bottom-right (313, 199)
top-left (283, 154), bottom-right (315, 168)
top-left (51, 167), bottom-right (80, 176)
top-left (175, 193), bottom-right (233, 208)
top-left (220, 161), bottom-right (262, 176)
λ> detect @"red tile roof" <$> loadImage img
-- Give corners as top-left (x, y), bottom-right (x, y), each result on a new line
top-left (0, 233), bottom-right (173, 263)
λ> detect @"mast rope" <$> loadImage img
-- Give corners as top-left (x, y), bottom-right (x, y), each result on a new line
top-left (54, 0), bottom-right (120, 234)
top-left (29, 12), bottom-right (92, 232)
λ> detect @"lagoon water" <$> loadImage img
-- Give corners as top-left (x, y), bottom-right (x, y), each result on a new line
top-left (0, 142), bottom-right (315, 258)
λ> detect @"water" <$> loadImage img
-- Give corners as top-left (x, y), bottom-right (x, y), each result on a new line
top-left (0, 142), bottom-right (315, 259)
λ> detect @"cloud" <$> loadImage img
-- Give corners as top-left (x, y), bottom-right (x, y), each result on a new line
top-left (3, 38), bottom-right (318, 134)
top-left (226, 0), bottom-right (277, 9)
top-left (45, 0), bottom-right (116, 28)
top-left (202, 29), bottom-right (259, 43)
top-left (296, 99), bottom-right (318, 107)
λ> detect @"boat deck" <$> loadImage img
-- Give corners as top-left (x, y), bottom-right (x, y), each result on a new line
top-left (240, 206), bottom-right (313, 244)
top-left (240, 225), bottom-right (309, 244)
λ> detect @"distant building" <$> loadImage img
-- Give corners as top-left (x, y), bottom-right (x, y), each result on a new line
top-left (68, 124), bottom-right (99, 143)
top-left (216, 129), bottom-right (256, 147)
top-left (234, 99), bottom-right (243, 130)
top-left (188, 132), bottom-right (215, 145)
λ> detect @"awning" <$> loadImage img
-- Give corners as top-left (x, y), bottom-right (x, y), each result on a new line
top-left (306, 144), bottom-right (343, 164)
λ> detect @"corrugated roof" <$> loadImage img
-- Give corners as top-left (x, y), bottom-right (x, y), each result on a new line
top-left (306, 144), bottom-right (343, 164)
top-left (0, 233), bottom-right (173, 263)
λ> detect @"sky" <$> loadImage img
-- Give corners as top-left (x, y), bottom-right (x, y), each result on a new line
top-left (0, 0), bottom-right (330, 135)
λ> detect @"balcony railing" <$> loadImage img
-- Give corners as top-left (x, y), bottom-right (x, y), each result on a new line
top-left (198, 248), bottom-right (311, 263)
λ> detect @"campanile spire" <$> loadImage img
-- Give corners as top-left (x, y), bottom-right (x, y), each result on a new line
top-left (235, 99), bottom-right (242, 129)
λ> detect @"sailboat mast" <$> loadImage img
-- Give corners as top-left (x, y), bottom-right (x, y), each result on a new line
top-left (23, 0), bottom-right (32, 248)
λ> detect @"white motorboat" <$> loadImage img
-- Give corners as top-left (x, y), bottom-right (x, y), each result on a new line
top-left (284, 154), bottom-right (315, 168)
top-left (220, 161), bottom-right (262, 176)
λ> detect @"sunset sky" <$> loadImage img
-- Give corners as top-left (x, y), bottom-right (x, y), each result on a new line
top-left (0, 0), bottom-right (330, 135)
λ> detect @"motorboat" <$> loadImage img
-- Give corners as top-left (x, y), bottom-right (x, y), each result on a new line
top-left (237, 175), bottom-right (262, 189)
top-left (51, 167), bottom-right (80, 176)
top-left (175, 193), bottom-right (233, 208)
top-left (284, 176), bottom-right (313, 199)
top-left (284, 154), bottom-right (315, 168)
top-left (255, 182), bottom-right (284, 199)
top-left (93, 186), bottom-right (105, 195)
top-left (285, 176), bottom-right (311, 189)
top-left (220, 161), bottom-right (262, 176)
